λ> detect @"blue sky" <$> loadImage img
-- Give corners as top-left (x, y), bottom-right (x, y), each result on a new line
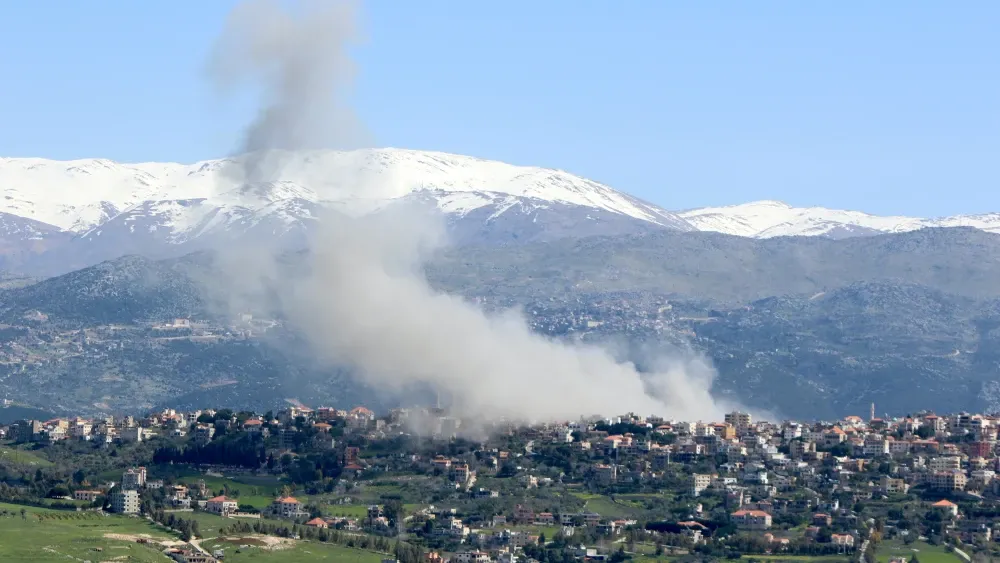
top-left (1, 1), bottom-right (997, 216)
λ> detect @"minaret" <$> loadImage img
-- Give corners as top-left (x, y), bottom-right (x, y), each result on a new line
top-left (870, 402), bottom-right (875, 421)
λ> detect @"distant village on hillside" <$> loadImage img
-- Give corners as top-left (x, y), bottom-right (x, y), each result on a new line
top-left (2, 402), bottom-right (999, 562)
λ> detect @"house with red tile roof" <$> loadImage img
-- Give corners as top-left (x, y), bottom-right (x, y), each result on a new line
top-left (206, 495), bottom-right (238, 516)
top-left (267, 496), bottom-right (307, 520)
top-left (932, 499), bottom-right (959, 517)
top-left (732, 509), bottom-right (772, 530)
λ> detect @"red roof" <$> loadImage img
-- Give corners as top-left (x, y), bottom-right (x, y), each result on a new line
top-left (276, 496), bottom-right (300, 504)
top-left (208, 496), bottom-right (234, 502)
top-left (305, 517), bottom-right (327, 527)
top-left (932, 500), bottom-right (957, 507)
top-left (733, 510), bottom-right (770, 517)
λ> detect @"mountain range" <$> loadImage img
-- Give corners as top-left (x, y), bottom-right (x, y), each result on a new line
top-left (3, 148), bottom-right (1000, 419)
top-left (2, 227), bottom-right (1000, 419)
top-left (2, 148), bottom-right (998, 276)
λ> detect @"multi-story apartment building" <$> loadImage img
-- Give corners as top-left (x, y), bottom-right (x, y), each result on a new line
top-left (725, 412), bottom-right (753, 435)
top-left (928, 470), bottom-right (967, 491)
top-left (111, 489), bottom-right (140, 514)
top-left (121, 467), bottom-right (147, 490)
top-left (929, 456), bottom-right (962, 472)
top-left (692, 473), bottom-right (713, 496)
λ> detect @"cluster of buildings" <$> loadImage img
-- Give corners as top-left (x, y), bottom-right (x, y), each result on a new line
top-left (11, 397), bottom-right (1000, 561)
top-left (413, 408), bottom-right (1000, 562)
top-left (68, 466), bottom-right (157, 515)
top-left (0, 404), bottom-right (380, 448)
top-left (4, 413), bottom-right (159, 444)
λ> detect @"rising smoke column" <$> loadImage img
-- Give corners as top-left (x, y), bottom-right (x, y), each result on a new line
top-left (210, 0), bottom-right (730, 423)
top-left (208, 0), bottom-right (370, 184)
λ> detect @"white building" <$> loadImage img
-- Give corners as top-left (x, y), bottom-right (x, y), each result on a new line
top-left (122, 467), bottom-right (147, 490)
top-left (692, 473), bottom-right (713, 496)
top-left (111, 489), bottom-right (140, 514)
top-left (206, 495), bottom-right (239, 516)
top-left (863, 436), bottom-right (889, 457)
top-left (929, 456), bottom-right (962, 472)
top-left (267, 496), bottom-right (308, 520)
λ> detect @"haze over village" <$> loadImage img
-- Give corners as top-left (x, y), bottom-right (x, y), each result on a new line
top-left (2, 1), bottom-right (999, 562)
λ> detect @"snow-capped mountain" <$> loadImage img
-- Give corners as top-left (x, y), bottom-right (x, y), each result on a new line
top-left (680, 200), bottom-right (1000, 239)
top-left (2, 148), bottom-right (999, 276)
top-left (0, 149), bottom-right (687, 233)
top-left (0, 149), bottom-right (691, 274)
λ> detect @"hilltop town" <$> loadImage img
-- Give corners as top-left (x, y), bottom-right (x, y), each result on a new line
top-left (2, 404), bottom-right (999, 563)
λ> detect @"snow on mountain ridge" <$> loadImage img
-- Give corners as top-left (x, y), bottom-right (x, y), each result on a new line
top-left (678, 200), bottom-right (1000, 238)
top-left (2, 149), bottom-right (999, 244)
top-left (0, 148), bottom-right (685, 235)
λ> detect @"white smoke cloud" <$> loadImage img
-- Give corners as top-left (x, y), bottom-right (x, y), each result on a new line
top-left (208, 0), bottom-right (370, 185)
top-left (210, 0), bottom-right (743, 424)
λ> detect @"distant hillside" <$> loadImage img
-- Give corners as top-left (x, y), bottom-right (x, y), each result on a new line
top-left (429, 227), bottom-right (1000, 304)
top-left (0, 405), bottom-right (56, 424)
top-left (3, 227), bottom-right (1000, 419)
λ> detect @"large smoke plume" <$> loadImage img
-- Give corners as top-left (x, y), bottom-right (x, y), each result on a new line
top-left (208, 0), bottom-right (370, 184)
top-left (210, 0), bottom-right (739, 424)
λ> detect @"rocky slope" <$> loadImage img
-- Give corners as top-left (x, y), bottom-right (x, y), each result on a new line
top-left (2, 228), bottom-right (1000, 419)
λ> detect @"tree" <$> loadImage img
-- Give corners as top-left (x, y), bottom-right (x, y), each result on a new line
top-left (610, 545), bottom-right (629, 563)
top-left (383, 497), bottom-right (405, 531)
top-left (497, 463), bottom-right (518, 478)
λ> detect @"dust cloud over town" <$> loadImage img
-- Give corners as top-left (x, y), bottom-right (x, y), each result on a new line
top-left (208, 0), bottom-right (743, 426)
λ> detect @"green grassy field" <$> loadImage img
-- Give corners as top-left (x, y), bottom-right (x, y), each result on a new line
top-left (570, 492), bottom-right (639, 518)
top-left (173, 510), bottom-right (292, 537)
top-left (324, 503), bottom-right (370, 518)
top-left (0, 503), bottom-right (176, 562)
top-left (39, 498), bottom-right (93, 508)
top-left (742, 556), bottom-right (850, 562)
top-left (0, 444), bottom-right (54, 467)
top-left (175, 510), bottom-right (236, 537)
top-left (877, 539), bottom-right (963, 563)
top-left (203, 538), bottom-right (387, 562)
top-left (0, 502), bottom-right (392, 562)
